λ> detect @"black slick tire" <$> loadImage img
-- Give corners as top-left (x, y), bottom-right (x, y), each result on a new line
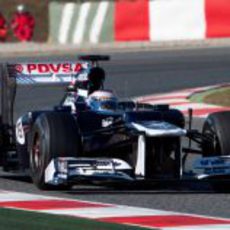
top-left (202, 111), bottom-right (230, 156)
top-left (29, 112), bottom-right (80, 190)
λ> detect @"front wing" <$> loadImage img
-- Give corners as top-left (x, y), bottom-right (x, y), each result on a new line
top-left (44, 121), bottom-right (230, 186)
top-left (45, 157), bottom-right (134, 185)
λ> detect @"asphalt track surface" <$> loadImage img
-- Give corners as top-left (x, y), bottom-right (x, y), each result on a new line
top-left (0, 47), bottom-right (230, 219)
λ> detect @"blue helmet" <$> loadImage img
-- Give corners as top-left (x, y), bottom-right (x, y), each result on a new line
top-left (87, 90), bottom-right (118, 112)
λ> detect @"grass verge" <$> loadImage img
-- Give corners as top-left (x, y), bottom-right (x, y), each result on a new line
top-left (190, 86), bottom-right (230, 107)
top-left (0, 208), bottom-right (149, 230)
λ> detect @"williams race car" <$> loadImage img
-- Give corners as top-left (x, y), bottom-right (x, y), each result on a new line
top-left (0, 55), bottom-right (230, 190)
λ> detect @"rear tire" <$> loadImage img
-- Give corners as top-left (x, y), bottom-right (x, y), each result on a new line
top-left (29, 112), bottom-right (80, 190)
top-left (202, 112), bottom-right (230, 156)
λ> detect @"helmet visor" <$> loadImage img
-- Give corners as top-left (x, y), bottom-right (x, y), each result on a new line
top-left (100, 100), bottom-right (117, 111)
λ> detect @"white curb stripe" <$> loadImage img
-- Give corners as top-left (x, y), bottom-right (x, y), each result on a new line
top-left (137, 92), bottom-right (192, 101)
top-left (171, 103), bottom-right (223, 111)
top-left (0, 191), bottom-right (54, 202)
top-left (41, 206), bottom-right (176, 219)
top-left (163, 225), bottom-right (230, 230)
top-left (146, 98), bottom-right (189, 104)
top-left (89, 1), bottom-right (109, 44)
top-left (72, 2), bottom-right (91, 44)
top-left (58, 3), bottom-right (75, 44)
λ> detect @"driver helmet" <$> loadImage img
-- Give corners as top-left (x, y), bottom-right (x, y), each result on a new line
top-left (87, 90), bottom-right (118, 112)
top-left (73, 66), bottom-right (105, 94)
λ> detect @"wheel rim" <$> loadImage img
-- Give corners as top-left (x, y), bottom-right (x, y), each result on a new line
top-left (213, 134), bottom-right (221, 154)
top-left (32, 134), bottom-right (41, 169)
top-left (204, 126), bottom-right (221, 155)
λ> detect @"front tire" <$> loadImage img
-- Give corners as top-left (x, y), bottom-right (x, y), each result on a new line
top-left (202, 111), bottom-right (230, 156)
top-left (29, 112), bottom-right (80, 190)
top-left (202, 112), bottom-right (230, 192)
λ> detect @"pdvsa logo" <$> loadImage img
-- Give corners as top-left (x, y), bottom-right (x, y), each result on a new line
top-left (15, 64), bottom-right (23, 73)
top-left (15, 63), bottom-right (84, 75)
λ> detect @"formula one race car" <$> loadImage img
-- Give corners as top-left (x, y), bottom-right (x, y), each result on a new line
top-left (0, 55), bottom-right (230, 190)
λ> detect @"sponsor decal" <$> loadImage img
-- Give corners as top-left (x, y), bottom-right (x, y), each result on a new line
top-left (15, 118), bottom-right (25, 145)
top-left (15, 64), bottom-right (24, 73)
top-left (76, 72), bottom-right (88, 81)
top-left (13, 62), bottom-right (89, 75)
top-left (200, 158), bottom-right (225, 166)
top-left (102, 117), bottom-right (114, 127)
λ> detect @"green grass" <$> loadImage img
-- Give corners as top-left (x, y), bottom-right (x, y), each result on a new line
top-left (0, 208), bottom-right (150, 230)
top-left (190, 86), bottom-right (230, 107)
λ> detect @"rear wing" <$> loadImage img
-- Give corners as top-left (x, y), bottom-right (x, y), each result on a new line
top-left (5, 55), bottom-right (110, 85)
top-left (0, 61), bottom-right (90, 134)
top-left (0, 55), bottom-right (110, 129)
top-left (8, 62), bottom-right (91, 85)
top-left (79, 55), bottom-right (110, 67)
